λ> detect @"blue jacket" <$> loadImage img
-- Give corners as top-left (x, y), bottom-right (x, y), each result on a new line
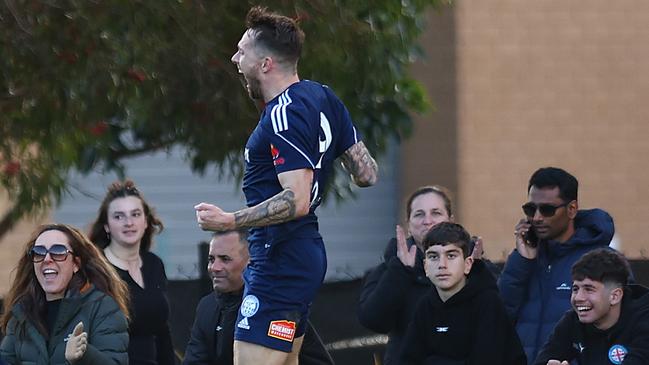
top-left (498, 208), bottom-right (614, 364)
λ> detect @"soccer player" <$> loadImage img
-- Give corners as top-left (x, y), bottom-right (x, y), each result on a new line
top-left (194, 6), bottom-right (378, 365)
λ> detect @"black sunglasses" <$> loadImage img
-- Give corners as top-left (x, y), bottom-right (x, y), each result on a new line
top-left (30, 244), bottom-right (74, 263)
top-left (522, 202), bottom-right (570, 218)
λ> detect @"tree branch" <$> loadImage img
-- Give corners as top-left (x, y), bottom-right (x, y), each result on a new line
top-left (109, 140), bottom-right (175, 160)
top-left (4, 0), bottom-right (33, 35)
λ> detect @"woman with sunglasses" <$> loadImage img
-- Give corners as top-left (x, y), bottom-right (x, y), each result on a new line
top-left (0, 224), bottom-right (130, 364)
top-left (89, 180), bottom-right (176, 365)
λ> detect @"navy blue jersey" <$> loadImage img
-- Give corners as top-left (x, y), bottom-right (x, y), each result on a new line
top-left (242, 80), bottom-right (359, 247)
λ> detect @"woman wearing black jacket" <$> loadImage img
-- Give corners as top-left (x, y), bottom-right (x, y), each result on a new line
top-left (357, 186), bottom-right (455, 365)
top-left (89, 180), bottom-right (176, 365)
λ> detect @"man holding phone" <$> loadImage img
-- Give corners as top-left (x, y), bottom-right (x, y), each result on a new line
top-left (498, 167), bottom-right (615, 364)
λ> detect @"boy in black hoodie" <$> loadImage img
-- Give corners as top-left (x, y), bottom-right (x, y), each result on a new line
top-left (400, 222), bottom-right (526, 365)
top-left (534, 248), bottom-right (649, 365)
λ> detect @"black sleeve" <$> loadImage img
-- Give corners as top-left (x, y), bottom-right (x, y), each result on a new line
top-left (357, 256), bottom-right (419, 333)
top-left (619, 310), bottom-right (649, 365)
top-left (533, 312), bottom-right (577, 365)
top-left (182, 297), bottom-right (213, 365)
top-left (153, 256), bottom-right (178, 365)
top-left (468, 292), bottom-right (526, 365)
top-left (298, 320), bottom-right (335, 365)
top-left (399, 295), bottom-right (431, 365)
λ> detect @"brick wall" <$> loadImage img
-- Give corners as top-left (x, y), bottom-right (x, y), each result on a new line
top-left (403, 1), bottom-right (649, 260)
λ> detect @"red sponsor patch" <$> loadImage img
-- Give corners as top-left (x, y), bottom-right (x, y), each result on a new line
top-left (270, 144), bottom-right (285, 166)
top-left (267, 320), bottom-right (296, 342)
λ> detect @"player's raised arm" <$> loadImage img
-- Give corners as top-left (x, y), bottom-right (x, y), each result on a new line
top-left (234, 168), bottom-right (313, 228)
top-left (195, 169), bottom-right (313, 232)
top-left (340, 141), bottom-right (378, 187)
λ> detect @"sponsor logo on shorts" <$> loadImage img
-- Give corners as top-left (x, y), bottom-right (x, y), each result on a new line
top-left (267, 320), bottom-right (296, 342)
top-left (240, 295), bottom-right (260, 318)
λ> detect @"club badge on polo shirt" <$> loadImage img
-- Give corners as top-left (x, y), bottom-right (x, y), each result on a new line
top-left (238, 295), bottom-right (260, 330)
top-left (268, 320), bottom-right (296, 342)
top-left (608, 344), bottom-right (627, 364)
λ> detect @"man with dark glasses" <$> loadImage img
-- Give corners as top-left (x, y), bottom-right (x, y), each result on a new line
top-left (498, 167), bottom-right (615, 364)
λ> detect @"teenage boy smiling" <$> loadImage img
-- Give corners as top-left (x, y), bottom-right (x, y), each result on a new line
top-left (400, 222), bottom-right (526, 365)
top-left (534, 249), bottom-right (649, 365)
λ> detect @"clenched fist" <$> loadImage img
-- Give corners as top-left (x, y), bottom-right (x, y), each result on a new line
top-left (65, 321), bottom-right (88, 363)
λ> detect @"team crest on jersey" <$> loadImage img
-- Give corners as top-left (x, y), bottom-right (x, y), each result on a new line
top-left (270, 144), bottom-right (285, 166)
top-left (267, 320), bottom-right (296, 342)
top-left (240, 295), bottom-right (260, 318)
top-left (608, 344), bottom-right (628, 364)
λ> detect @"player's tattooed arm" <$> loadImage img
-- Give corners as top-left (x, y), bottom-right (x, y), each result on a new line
top-left (234, 189), bottom-right (297, 227)
top-left (234, 169), bottom-right (313, 228)
top-left (340, 141), bottom-right (378, 187)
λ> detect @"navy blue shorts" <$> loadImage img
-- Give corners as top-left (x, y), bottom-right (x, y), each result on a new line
top-left (234, 237), bottom-right (327, 352)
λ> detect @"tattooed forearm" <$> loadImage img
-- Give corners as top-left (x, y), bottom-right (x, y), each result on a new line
top-left (234, 189), bottom-right (298, 228)
top-left (341, 141), bottom-right (378, 187)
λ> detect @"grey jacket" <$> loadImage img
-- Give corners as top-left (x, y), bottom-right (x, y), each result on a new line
top-left (0, 284), bottom-right (128, 365)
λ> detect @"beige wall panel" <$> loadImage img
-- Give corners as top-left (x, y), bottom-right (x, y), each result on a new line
top-left (0, 192), bottom-right (47, 296)
top-left (453, 1), bottom-right (649, 260)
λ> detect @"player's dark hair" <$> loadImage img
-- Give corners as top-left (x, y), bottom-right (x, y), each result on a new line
top-left (245, 6), bottom-right (304, 67)
top-left (572, 248), bottom-right (630, 287)
top-left (406, 185), bottom-right (453, 219)
top-left (528, 167), bottom-right (578, 203)
top-left (422, 222), bottom-right (473, 258)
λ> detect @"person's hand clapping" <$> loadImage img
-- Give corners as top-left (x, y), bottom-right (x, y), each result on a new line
top-left (396, 225), bottom-right (417, 268)
top-left (65, 321), bottom-right (87, 363)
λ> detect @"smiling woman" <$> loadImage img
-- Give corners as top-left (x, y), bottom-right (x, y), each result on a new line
top-left (0, 223), bottom-right (130, 364)
top-left (89, 180), bottom-right (176, 365)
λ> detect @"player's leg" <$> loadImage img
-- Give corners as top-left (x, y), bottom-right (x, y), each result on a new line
top-left (233, 335), bottom-right (304, 365)
top-left (283, 335), bottom-right (304, 365)
top-left (233, 340), bottom-right (290, 365)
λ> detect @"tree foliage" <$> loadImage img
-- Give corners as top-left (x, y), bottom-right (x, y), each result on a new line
top-left (0, 0), bottom-right (446, 239)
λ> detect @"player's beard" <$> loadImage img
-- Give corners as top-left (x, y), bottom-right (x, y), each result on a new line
top-left (246, 75), bottom-right (263, 100)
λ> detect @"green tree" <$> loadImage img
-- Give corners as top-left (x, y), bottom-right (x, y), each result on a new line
top-left (0, 0), bottom-right (446, 240)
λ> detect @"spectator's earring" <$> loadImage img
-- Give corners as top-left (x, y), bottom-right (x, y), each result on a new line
top-left (106, 230), bottom-right (111, 241)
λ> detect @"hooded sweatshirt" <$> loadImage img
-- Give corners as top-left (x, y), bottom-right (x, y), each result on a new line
top-left (498, 208), bottom-right (615, 363)
top-left (534, 284), bottom-right (649, 365)
top-left (400, 259), bottom-right (526, 365)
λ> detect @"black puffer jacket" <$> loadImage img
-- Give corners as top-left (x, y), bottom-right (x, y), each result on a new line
top-left (357, 237), bottom-right (431, 365)
top-left (0, 284), bottom-right (128, 365)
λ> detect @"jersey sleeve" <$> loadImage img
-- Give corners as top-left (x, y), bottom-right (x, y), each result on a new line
top-left (324, 86), bottom-right (361, 157)
top-left (262, 94), bottom-right (317, 175)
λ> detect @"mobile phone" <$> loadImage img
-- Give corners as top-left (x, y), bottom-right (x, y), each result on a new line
top-left (522, 224), bottom-right (538, 248)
